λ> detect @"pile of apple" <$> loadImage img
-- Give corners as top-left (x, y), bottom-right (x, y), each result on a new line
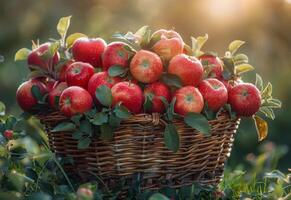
top-left (14, 17), bottom-right (281, 146)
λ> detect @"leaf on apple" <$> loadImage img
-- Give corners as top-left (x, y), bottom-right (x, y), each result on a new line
top-left (134, 25), bottom-right (151, 48)
top-left (72, 130), bottom-right (83, 140)
top-left (259, 107), bottom-right (275, 120)
top-left (52, 122), bottom-right (76, 132)
top-left (228, 40), bottom-right (245, 55)
top-left (261, 82), bottom-right (272, 99)
top-left (202, 102), bottom-right (216, 120)
top-left (90, 112), bottom-right (108, 125)
top-left (108, 65), bottom-right (127, 77)
top-left (57, 15), bottom-right (72, 40)
top-left (40, 42), bottom-right (60, 61)
top-left (253, 115), bottom-right (268, 141)
top-left (95, 85), bottom-right (113, 107)
top-left (234, 64), bottom-right (254, 75)
top-left (15, 48), bottom-right (31, 61)
top-left (164, 123), bottom-right (180, 153)
top-left (66, 33), bottom-right (87, 48)
top-left (77, 137), bottom-right (91, 149)
top-left (165, 97), bottom-right (176, 121)
top-left (114, 104), bottom-right (131, 119)
top-left (184, 112), bottom-right (211, 136)
top-left (222, 57), bottom-right (235, 75)
top-left (31, 85), bottom-right (43, 102)
top-left (160, 73), bottom-right (182, 88)
top-left (100, 124), bottom-right (114, 140)
top-left (143, 94), bottom-right (153, 112)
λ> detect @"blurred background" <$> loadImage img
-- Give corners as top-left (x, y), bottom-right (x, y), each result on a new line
top-left (0, 0), bottom-right (290, 171)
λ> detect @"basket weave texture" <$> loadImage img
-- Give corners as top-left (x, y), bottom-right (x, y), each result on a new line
top-left (38, 111), bottom-right (240, 190)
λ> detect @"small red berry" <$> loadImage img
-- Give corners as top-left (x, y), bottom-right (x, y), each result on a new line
top-left (4, 130), bottom-right (13, 139)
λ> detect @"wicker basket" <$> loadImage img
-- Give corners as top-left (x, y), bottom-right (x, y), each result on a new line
top-left (38, 111), bottom-right (240, 192)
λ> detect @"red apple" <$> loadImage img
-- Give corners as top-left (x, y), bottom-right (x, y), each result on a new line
top-left (173, 86), bottom-right (204, 116)
top-left (87, 71), bottom-right (121, 102)
top-left (111, 81), bottom-right (143, 114)
top-left (48, 82), bottom-right (68, 109)
top-left (222, 78), bottom-right (243, 92)
top-left (16, 79), bottom-right (48, 112)
top-left (199, 54), bottom-right (223, 79)
top-left (72, 37), bottom-right (106, 68)
top-left (65, 62), bottom-right (95, 89)
top-left (58, 60), bottom-right (74, 82)
top-left (151, 29), bottom-right (184, 61)
top-left (4, 130), bottom-right (13, 139)
top-left (228, 83), bottom-right (261, 117)
top-left (59, 86), bottom-right (93, 117)
top-left (102, 42), bottom-right (131, 71)
top-left (168, 54), bottom-right (203, 86)
top-left (130, 50), bottom-right (163, 83)
top-left (144, 82), bottom-right (171, 113)
top-left (27, 43), bottom-right (60, 70)
top-left (198, 78), bottom-right (228, 111)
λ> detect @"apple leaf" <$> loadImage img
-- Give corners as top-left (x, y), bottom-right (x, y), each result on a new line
top-left (100, 124), bottom-right (114, 140)
top-left (77, 137), bottom-right (91, 149)
top-left (183, 44), bottom-right (194, 56)
top-left (0, 101), bottom-right (5, 116)
top-left (90, 112), bottom-right (108, 125)
top-left (164, 124), bottom-right (180, 153)
top-left (66, 33), bottom-right (87, 48)
top-left (224, 104), bottom-right (237, 120)
top-left (259, 107), bottom-right (275, 120)
top-left (57, 15), bottom-right (72, 39)
top-left (234, 53), bottom-right (248, 65)
top-left (79, 120), bottom-right (92, 135)
top-left (265, 98), bottom-right (282, 108)
top-left (108, 113), bottom-right (122, 127)
top-left (134, 25), bottom-right (151, 48)
top-left (31, 85), bottom-right (43, 102)
top-left (165, 97), bottom-right (176, 121)
top-left (0, 55), bottom-right (4, 63)
top-left (70, 113), bottom-right (82, 126)
top-left (202, 102), bottom-right (216, 120)
top-left (95, 85), bottom-right (113, 107)
top-left (114, 104), bottom-right (131, 119)
top-left (261, 82), bottom-right (272, 99)
top-left (234, 64), bottom-right (254, 75)
top-left (15, 48), bottom-right (30, 61)
top-left (253, 115), bottom-right (268, 141)
top-left (255, 73), bottom-right (263, 91)
top-left (191, 34), bottom-right (208, 57)
top-left (149, 193), bottom-right (170, 200)
top-left (52, 122), bottom-right (76, 132)
top-left (184, 112), bottom-right (211, 136)
top-left (143, 93), bottom-right (153, 112)
top-left (222, 57), bottom-right (235, 75)
top-left (228, 40), bottom-right (245, 55)
top-left (108, 65), bottom-right (127, 77)
top-left (72, 130), bottom-right (83, 140)
top-left (160, 73), bottom-right (182, 88)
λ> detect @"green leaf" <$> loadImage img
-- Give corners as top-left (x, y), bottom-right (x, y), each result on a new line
top-left (266, 98), bottom-right (282, 108)
top-left (191, 34), bottom-right (208, 56)
top-left (222, 71), bottom-right (232, 80)
top-left (224, 104), bottom-right (237, 120)
top-left (184, 113), bottom-right (211, 136)
top-left (52, 122), bottom-right (76, 132)
top-left (95, 85), bottom-right (113, 107)
top-left (261, 82), bottom-right (272, 99)
top-left (57, 16), bottom-right (71, 39)
top-left (253, 115), bottom-right (268, 141)
top-left (134, 26), bottom-right (151, 48)
top-left (0, 55), bottom-right (4, 63)
top-left (166, 97), bottom-right (176, 121)
top-left (259, 107), bottom-right (275, 120)
top-left (66, 33), bottom-right (87, 48)
top-left (80, 120), bottom-right (92, 134)
top-left (149, 193), bottom-right (170, 200)
top-left (27, 192), bottom-right (52, 200)
top-left (91, 112), bottom-right (108, 125)
top-left (15, 48), bottom-right (30, 61)
top-left (72, 130), bottom-right (83, 140)
top-left (222, 57), bottom-right (235, 74)
top-left (31, 85), bottom-right (43, 101)
top-left (255, 73), bottom-right (263, 91)
top-left (114, 104), bottom-right (131, 119)
top-left (234, 64), bottom-right (254, 75)
top-left (160, 73), bottom-right (182, 88)
top-left (70, 114), bottom-right (82, 126)
top-left (108, 65), bottom-right (127, 77)
top-left (228, 40), bottom-right (245, 55)
top-left (143, 94), bottom-right (153, 112)
top-left (234, 53), bottom-right (248, 65)
top-left (0, 101), bottom-right (5, 116)
top-left (164, 124), bottom-right (180, 153)
top-left (77, 137), bottom-right (91, 149)
top-left (183, 44), bottom-right (194, 56)
top-left (202, 102), bottom-right (216, 120)
top-left (108, 114), bottom-right (122, 127)
top-left (100, 124), bottom-right (114, 140)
